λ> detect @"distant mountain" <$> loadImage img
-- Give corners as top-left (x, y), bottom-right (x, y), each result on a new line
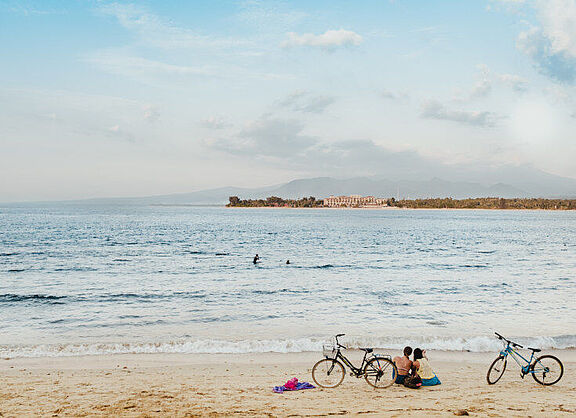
top-left (7, 165), bottom-right (576, 206)
top-left (268, 177), bottom-right (529, 200)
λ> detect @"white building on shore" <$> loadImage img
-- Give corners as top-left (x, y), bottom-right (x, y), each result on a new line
top-left (323, 195), bottom-right (387, 208)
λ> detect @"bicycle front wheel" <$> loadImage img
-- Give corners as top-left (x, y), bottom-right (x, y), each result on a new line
top-left (364, 357), bottom-right (397, 389)
top-left (531, 355), bottom-right (563, 385)
top-left (486, 356), bottom-right (507, 385)
top-left (312, 358), bottom-right (345, 388)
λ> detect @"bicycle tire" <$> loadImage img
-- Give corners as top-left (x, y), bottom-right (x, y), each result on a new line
top-left (312, 358), bottom-right (345, 388)
top-left (531, 355), bottom-right (563, 386)
top-left (363, 357), bottom-right (397, 389)
top-left (486, 356), bottom-right (507, 385)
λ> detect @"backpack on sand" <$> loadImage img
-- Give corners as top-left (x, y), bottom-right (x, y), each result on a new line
top-left (403, 375), bottom-right (423, 389)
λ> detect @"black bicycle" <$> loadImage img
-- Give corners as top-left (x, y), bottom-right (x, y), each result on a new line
top-left (311, 334), bottom-right (397, 389)
top-left (487, 332), bottom-right (564, 386)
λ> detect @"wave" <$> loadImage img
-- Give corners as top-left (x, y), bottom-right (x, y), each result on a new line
top-left (1, 335), bottom-right (574, 358)
top-left (0, 294), bottom-right (66, 303)
top-left (0, 291), bottom-right (206, 304)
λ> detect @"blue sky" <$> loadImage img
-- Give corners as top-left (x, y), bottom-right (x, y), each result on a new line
top-left (1, 0), bottom-right (576, 201)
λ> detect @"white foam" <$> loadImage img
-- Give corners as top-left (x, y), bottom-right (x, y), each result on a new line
top-left (1, 334), bottom-right (574, 358)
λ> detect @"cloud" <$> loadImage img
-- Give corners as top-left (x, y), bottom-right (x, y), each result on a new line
top-left (515, 0), bottom-right (576, 83)
top-left (518, 26), bottom-right (576, 83)
top-left (200, 116), bottom-right (232, 129)
top-left (454, 79), bottom-right (492, 102)
top-left (83, 51), bottom-right (212, 78)
top-left (497, 73), bottom-right (528, 92)
top-left (143, 105), bottom-right (160, 122)
top-left (98, 3), bottom-right (249, 50)
top-left (420, 100), bottom-right (498, 127)
top-left (236, 0), bottom-right (307, 33)
top-left (281, 29), bottom-right (363, 50)
top-left (453, 64), bottom-right (492, 102)
top-left (84, 49), bottom-right (293, 83)
top-left (205, 117), bottom-right (318, 157)
top-left (204, 115), bottom-right (440, 178)
top-left (380, 89), bottom-right (409, 101)
top-left (453, 65), bottom-right (528, 102)
top-left (277, 91), bottom-right (336, 113)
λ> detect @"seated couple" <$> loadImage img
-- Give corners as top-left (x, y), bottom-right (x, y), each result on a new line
top-left (393, 346), bottom-right (441, 387)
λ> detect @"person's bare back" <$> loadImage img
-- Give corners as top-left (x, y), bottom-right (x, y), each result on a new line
top-left (393, 346), bottom-right (413, 377)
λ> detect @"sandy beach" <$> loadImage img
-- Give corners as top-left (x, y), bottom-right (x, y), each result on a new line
top-left (1, 350), bottom-right (574, 417)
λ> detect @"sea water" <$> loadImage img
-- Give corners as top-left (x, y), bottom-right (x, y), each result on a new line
top-left (0, 205), bottom-right (575, 358)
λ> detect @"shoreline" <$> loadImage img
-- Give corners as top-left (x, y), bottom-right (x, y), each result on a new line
top-left (225, 205), bottom-right (575, 211)
top-left (1, 350), bottom-right (575, 416)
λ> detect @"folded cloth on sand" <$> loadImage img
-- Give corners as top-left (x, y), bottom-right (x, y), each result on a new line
top-left (273, 379), bottom-right (315, 393)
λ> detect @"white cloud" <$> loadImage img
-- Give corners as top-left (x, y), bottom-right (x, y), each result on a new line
top-left (200, 116), bottom-right (232, 130)
top-left (421, 100), bottom-right (498, 127)
top-left (497, 73), bottom-right (528, 91)
top-left (454, 65), bottom-right (528, 102)
top-left (237, 0), bottom-right (307, 32)
top-left (380, 89), bottom-right (409, 101)
top-left (98, 3), bottom-right (250, 50)
top-left (277, 91), bottom-right (335, 113)
top-left (516, 0), bottom-right (576, 83)
top-left (282, 29), bottom-right (363, 49)
top-left (83, 51), bottom-right (212, 78)
top-left (206, 117), bottom-right (318, 157)
top-left (143, 105), bottom-right (160, 122)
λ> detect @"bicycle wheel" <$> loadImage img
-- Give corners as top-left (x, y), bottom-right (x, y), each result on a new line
top-left (364, 357), bottom-right (397, 389)
top-left (486, 356), bottom-right (507, 385)
top-left (531, 355), bottom-right (563, 385)
top-left (312, 358), bottom-right (345, 388)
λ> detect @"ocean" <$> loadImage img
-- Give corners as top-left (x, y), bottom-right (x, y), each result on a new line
top-left (1, 205), bottom-right (575, 358)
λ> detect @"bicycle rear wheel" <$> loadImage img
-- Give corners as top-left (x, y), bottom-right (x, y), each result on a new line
top-left (364, 357), bottom-right (397, 388)
top-left (531, 355), bottom-right (563, 385)
top-left (312, 358), bottom-right (345, 388)
top-left (486, 356), bottom-right (507, 385)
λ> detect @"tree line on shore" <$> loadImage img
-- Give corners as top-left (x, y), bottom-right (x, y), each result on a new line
top-left (228, 196), bottom-right (576, 210)
top-left (391, 197), bottom-right (576, 210)
top-left (227, 196), bottom-right (323, 207)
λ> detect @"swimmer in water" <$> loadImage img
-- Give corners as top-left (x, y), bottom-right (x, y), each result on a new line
top-left (286, 260), bottom-right (290, 264)
top-left (253, 254), bottom-right (260, 264)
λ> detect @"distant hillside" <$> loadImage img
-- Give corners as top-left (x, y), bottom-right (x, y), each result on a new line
top-left (7, 165), bottom-right (576, 206)
top-left (268, 177), bottom-right (529, 200)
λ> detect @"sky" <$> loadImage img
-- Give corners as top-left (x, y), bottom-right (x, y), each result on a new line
top-left (1, 0), bottom-right (576, 202)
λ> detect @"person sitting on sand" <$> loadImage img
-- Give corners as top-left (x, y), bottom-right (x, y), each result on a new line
top-left (412, 348), bottom-right (441, 386)
top-left (393, 346), bottom-right (413, 384)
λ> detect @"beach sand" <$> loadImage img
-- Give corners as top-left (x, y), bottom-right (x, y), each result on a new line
top-left (1, 350), bottom-right (574, 417)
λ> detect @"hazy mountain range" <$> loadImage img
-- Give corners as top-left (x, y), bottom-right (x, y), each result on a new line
top-left (19, 164), bottom-right (575, 206)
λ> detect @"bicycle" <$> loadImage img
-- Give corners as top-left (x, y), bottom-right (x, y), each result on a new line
top-left (486, 332), bottom-right (564, 386)
top-left (311, 334), bottom-right (397, 389)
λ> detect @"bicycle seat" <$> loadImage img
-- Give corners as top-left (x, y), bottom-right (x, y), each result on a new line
top-left (528, 347), bottom-right (541, 352)
top-left (360, 348), bottom-right (373, 353)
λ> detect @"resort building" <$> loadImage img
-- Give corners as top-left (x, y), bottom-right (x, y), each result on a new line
top-left (323, 195), bottom-right (387, 208)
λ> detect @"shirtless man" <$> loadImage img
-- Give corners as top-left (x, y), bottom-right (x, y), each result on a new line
top-left (393, 346), bottom-right (413, 384)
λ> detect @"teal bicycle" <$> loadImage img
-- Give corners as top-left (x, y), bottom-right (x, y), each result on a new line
top-left (487, 332), bottom-right (563, 386)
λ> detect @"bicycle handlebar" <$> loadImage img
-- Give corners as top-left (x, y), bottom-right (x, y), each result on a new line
top-left (334, 334), bottom-right (347, 349)
top-left (494, 332), bottom-right (523, 348)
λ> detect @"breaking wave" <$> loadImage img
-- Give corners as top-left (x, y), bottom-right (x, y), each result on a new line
top-left (1, 335), bottom-right (574, 359)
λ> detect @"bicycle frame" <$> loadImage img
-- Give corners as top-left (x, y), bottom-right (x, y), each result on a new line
top-left (331, 348), bottom-right (372, 376)
top-left (500, 343), bottom-right (542, 375)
